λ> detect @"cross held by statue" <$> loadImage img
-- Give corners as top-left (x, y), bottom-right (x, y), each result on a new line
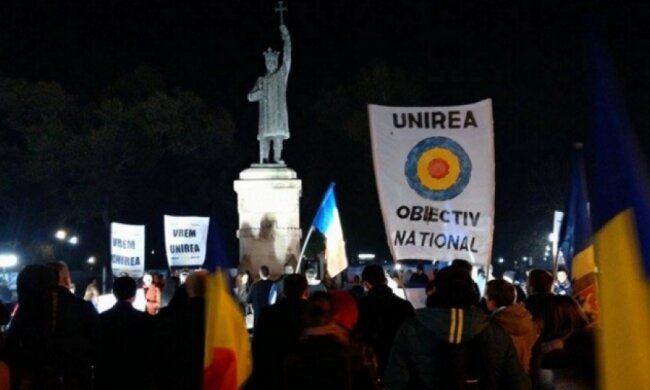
top-left (275, 1), bottom-right (288, 25)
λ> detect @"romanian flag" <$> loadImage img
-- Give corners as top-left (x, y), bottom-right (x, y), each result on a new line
top-left (587, 36), bottom-right (650, 389)
top-left (558, 145), bottom-right (599, 322)
top-left (203, 221), bottom-right (252, 389)
top-left (312, 183), bottom-right (349, 277)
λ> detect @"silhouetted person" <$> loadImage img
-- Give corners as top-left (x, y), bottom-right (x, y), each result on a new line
top-left (348, 275), bottom-right (365, 301)
top-left (269, 262), bottom-right (294, 304)
top-left (46, 261), bottom-right (99, 389)
top-left (153, 272), bottom-right (206, 390)
top-left (4, 265), bottom-right (60, 388)
top-left (98, 276), bottom-right (154, 390)
top-left (249, 274), bottom-right (308, 389)
top-left (525, 269), bottom-right (555, 321)
top-left (247, 265), bottom-right (273, 329)
top-left (408, 263), bottom-right (429, 287)
top-left (355, 265), bottom-right (414, 376)
top-left (384, 266), bottom-right (531, 389)
top-left (486, 279), bottom-right (538, 374)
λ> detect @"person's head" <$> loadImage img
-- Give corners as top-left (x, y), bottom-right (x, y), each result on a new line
top-left (185, 271), bottom-right (207, 299)
top-left (556, 268), bottom-right (569, 284)
top-left (361, 265), bottom-right (387, 289)
top-left (352, 275), bottom-right (361, 286)
top-left (451, 259), bottom-right (473, 274)
top-left (426, 266), bottom-right (479, 309)
top-left (113, 276), bottom-right (137, 302)
top-left (283, 263), bottom-right (294, 275)
top-left (45, 261), bottom-right (72, 289)
top-left (283, 274), bottom-right (308, 300)
top-left (303, 291), bottom-right (335, 327)
top-left (330, 291), bottom-right (358, 331)
top-left (527, 269), bottom-right (554, 295)
top-left (485, 279), bottom-right (517, 311)
top-left (143, 273), bottom-right (153, 287)
top-left (264, 48), bottom-right (279, 73)
top-left (538, 295), bottom-right (588, 341)
top-left (16, 265), bottom-right (58, 332)
top-left (416, 263), bottom-right (425, 274)
top-left (305, 268), bottom-right (317, 282)
top-left (259, 265), bottom-right (270, 280)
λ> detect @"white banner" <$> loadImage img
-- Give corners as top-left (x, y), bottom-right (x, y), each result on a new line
top-left (110, 222), bottom-right (145, 278)
top-left (368, 99), bottom-right (495, 265)
top-left (164, 215), bottom-right (210, 267)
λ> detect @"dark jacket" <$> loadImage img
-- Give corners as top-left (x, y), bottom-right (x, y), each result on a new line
top-left (383, 306), bottom-right (531, 390)
top-left (99, 301), bottom-right (154, 390)
top-left (53, 286), bottom-right (100, 389)
top-left (248, 297), bottom-right (307, 389)
top-left (355, 284), bottom-right (414, 375)
top-left (284, 324), bottom-right (378, 390)
top-left (247, 279), bottom-right (273, 327)
top-left (490, 303), bottom-right (539, 374)
top-left (153, 297), bottom-right (205, 390)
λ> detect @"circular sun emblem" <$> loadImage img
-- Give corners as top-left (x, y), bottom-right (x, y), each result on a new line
top-left (404, 136), bottom-right (472, 201)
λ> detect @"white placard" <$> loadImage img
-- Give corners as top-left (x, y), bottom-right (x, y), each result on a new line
top-left (368, 100), bottom-right (495, 265)
top-left (110, 222), bottom-right (145, 278)
top-left (164, 215), bottom-right (210, 267)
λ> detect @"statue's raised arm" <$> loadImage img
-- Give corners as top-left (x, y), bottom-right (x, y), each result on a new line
top-left (280, 25), bottom-right (291, 83)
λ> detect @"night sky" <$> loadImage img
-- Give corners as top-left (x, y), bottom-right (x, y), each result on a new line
top-left (1, 0), bottom-right (649, 268)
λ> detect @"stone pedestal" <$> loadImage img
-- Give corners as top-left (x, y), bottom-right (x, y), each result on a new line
top-left (234, 164), bottom-right (302, 278)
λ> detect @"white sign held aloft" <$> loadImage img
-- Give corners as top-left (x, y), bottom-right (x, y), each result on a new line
top-left (163, 215), bottom-right (210, 268)
top-left (368, 99), bottom-right (495, 265)
top-left (110, 222), bottom-right (145, 278)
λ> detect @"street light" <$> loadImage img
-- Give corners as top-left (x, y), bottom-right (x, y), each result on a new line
top-left (0, 254), bottom-right (18, 282)
top-left (55, 230), bottom-right (67, 240)
top-left (0, 254), bottom-right (18, 268)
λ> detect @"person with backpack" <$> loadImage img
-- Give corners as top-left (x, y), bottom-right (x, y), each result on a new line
top-left (383, 266), bottom-right (531, 390)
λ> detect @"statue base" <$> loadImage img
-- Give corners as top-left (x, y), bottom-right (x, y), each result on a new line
top-left (234, 165), bottom-right (302, 279)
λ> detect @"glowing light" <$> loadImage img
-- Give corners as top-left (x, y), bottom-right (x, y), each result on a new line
top-left (358, 253), bottom-right (375, 260)
top-left (69, 236), bottom-right (79, 245)
top-left (394, 263), bottom-right (403, 271)
top-left (0, 254), bottom-right (18, 267)
top-left (498, 257), bottom-right (504, 264)
top-left (55, 230), bottom-right (67, 240)
top-left (87, 256), bottom-right (96, 265)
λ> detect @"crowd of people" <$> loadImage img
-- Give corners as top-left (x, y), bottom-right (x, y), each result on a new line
top-left (0, 258), bottom-right (594, 389)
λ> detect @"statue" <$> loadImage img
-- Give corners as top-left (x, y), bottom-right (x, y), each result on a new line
top-left (248, 17), bottom-right (291, 164)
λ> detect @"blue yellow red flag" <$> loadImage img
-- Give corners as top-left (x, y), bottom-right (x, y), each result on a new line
top-left (586, 34), bottom-right (650, 389)
top-left (558, 145), bottom-right (598, 322)
top-left (202, 219), bottom-right (252, 390)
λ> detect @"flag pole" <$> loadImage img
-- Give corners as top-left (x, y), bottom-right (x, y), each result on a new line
top-left (295, 226), bottom-right (315, 274)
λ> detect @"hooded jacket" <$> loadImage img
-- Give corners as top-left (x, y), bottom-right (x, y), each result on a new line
top-left (383, 306), bottom-right (531, 390)
top-left (490, 303), bottom-right (539, 373)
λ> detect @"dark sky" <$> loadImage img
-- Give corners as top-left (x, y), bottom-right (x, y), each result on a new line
top-left (1, 0), bottom-right (649, 265)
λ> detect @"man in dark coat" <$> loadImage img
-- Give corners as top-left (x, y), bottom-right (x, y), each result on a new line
top-left (249, 274), bottom-right (308, 389)
top-left (355, 265), bottom-right (414, 376)
top-left (98, 276), bottom-right (154, 390)
top-left (247, 265), bottom-right (274, 329)
top-left (383, 266), bottom-right (531, 389)
top-left (46, 261), bottom-right (99, 389)
top-left (153, 272), bottom-right (206, 390)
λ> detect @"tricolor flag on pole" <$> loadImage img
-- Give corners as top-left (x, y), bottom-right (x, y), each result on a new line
top-left (587, 33), bottom-right (650, 389)
top-left (202, 221), bottom-right (252, 390)
top-left (557, 144), bottom-right (599, 322)
top-left (306, 183), bottom-right (348, 277)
